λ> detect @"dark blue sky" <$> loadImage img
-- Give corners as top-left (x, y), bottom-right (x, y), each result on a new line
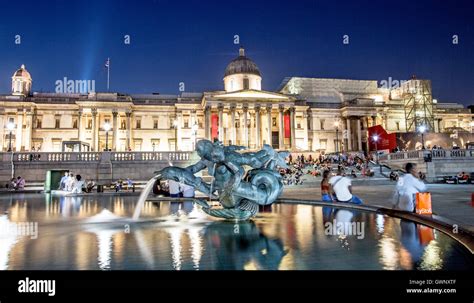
top-left (0, 0), bottom-right (473, 105)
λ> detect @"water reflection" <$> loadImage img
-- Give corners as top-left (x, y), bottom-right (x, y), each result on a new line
top-left (203, 221), bottom-right (286, 270)
top-left (0, 194), bottom-right (471, 270)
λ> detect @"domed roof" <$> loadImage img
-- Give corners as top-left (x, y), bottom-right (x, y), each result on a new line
top-left (12, 64), bottom-right (31, 79)
top-left (224, 47), bottom-right (261, 77)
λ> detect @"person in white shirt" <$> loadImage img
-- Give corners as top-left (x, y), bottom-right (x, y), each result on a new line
top-left (180, 183), bottom-right (195, 198)
top-left (393, 163), bottom-right (427, 212)
top-left (168, 180), bottom-right (181, 198)
top-left (71, 175), bottom-right (85, 194)
top-left (329, 168), bottom-right (363, 204)
top-left (66, 173), bottom-right (75, 192)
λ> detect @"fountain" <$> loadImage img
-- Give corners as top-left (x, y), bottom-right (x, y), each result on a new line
top-left (133, 139), bottom-right (289, 220)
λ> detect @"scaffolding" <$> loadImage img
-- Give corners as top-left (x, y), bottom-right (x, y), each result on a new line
top-left (402, 78), bottom-right (435, 132)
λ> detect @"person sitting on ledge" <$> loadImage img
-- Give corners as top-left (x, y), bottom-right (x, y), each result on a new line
top-left (86, 179), bottom-right (96, 193)
top-left (329, 168), bottom-right (363, 204)
top-left (15, 176), bottom-right (25, 190)
top-left (71, 175), bottom-right (85, 194)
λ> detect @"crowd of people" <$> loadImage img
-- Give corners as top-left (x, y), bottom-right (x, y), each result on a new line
top-left (152, 179), bottom-right (195, 198)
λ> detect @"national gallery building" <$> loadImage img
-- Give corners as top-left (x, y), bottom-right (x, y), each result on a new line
top-left (0, 47), bottom-right (472, 153)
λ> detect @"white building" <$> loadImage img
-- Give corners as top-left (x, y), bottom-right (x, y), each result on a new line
top-left (0, 47), bottom-right (472, 152)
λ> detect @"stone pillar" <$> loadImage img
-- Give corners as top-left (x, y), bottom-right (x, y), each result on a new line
top-left (91, 108), bottom-right (97, 151)
top-left (383, 114), bottom-right (388, 130)
top-left (126, 111), bottom-right (132, 151)
top-left (346, 117), bottom-right (352, 152)
top-left (278, 106), bottom-right (284, 149)
top-left (112, 111), bottom-right (118, 151)
top-left (218, 104), bottom-right (224, 143)
top-left (290, 107), bottom-right (296, 150)
top-left (177, 110), bottom-right (182, 151)
top-left (242, 105), bottom-right (248, 147)
top-left (357, 117), bottom-right (362, 151)
top-left (24, 110), bottom-right (33, 151)
top-left (437, 119), bottom-right (442, 133)
top-left (15, 110), bottom-right (23, 151)
top-left (266, 105), bottom-right (272, 146)
top-left (77, 109), bottom-right (82, 142)
top-left (204, 106), bottom-right (211, 140)
top-left (255, 105), bottom-right (261, 149)
top-left (230, 104), bottom-right (236, 145)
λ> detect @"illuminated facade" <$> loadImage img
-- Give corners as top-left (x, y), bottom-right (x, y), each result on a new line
top-left (0, 47), bottom-right (472, 152)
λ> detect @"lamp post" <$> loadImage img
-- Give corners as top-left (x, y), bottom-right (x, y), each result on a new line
top-left (173, 119), bottom-right (178, 151)
top-left (192, 122), bottom-right (198, 151)
top-left (7, 122), bottom-right (15, 152)
top-left (418, 125), bottom-right (426, 150)
top-left (104, 122), bottom-right (111, 151)
top-left (334, 121), bottom-right (340, 161)
top-left (372, 135), bottom-right (379, 163)
top-left (152, 142), bottom-right (155, 152)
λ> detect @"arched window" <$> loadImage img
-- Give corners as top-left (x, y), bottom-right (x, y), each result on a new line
top-left (243, 78), bottom-right (249, 90)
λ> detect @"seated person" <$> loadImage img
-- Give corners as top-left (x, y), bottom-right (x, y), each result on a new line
top-left (15, 176), bottom-right (25, 190)
top-left (86, 179), bottom-right (96, 193)
top-left (71, 175), bottom-right (85, 194)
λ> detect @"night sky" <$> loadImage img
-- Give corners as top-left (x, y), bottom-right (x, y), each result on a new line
top-left (0, 0), bottom-right (473, 105)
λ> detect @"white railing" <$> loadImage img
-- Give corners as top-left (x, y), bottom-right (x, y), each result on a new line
top-left (2, 151), bottom-right (192, 163)
top-left (380, 149), bottom-right (473, 161)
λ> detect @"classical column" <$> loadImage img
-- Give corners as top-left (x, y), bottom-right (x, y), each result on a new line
top-left (112, 111), bottom-right (118, 151)
top-left (346, 117), bottom-right (352, 152)
top-left (254, 105), bottom-right (261, 149)
top-left (204, 106), bottom-right (211, 140)
top-left (357, 117), bottom-right (362, 151)
top-left (278, 106), bottom-right (284, 149)
top-left (176, 111), bottom-right (182, 151)
top-left (230, 104), bottom-right (236, 145)
top-left (77, 109), bottom-right (82, 142)
top-left (383, 114), bottom-right (388, 129)
top-left (242, 105), bottom-right (248, 147)
top-left (266, 105), bottom-right (272, 146)
top-left (290, 107), bottom-right (296, 150)
top-left (15, 110), bottom-right (23, 151)
top-left (91, 108), bottom-right (97, 151)
top-left (218, 104), bottom-right (224, 143)
top-left (24, 110), bottom-right (33, 151)
top-left (126, 111), bottom-right (132, 150)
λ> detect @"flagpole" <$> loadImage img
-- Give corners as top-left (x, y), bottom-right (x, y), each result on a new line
top-left (107, 57), bottom-right (110, 92)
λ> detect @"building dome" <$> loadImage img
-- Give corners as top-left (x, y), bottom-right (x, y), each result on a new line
top-left (223, 47), bottom-right (262, 92)
top-left (224, 47), bottom-right (261, 77)
top-left (12, 64), bottom-right (32, 96)
top-left (12, 64), bottom-right (32, 79)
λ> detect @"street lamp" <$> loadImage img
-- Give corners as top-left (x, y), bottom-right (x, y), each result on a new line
top-left (418, 125), bottom-right (426, 150)
top-left (173, 119), bottom-right (178, 151)
top-left (334, 120), bottom-right (340, 161)
top-left (152, 142), bottom-right (155, 152)
top-left (192, 122), bottom-right (198, 151)
top-left (7, 122), bottom-right (15, 152)
top-left (372, 135), bottom-right (379, 164)
top-left (104, 122), bottom-right (111, 151)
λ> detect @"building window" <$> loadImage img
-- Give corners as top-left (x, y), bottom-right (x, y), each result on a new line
top-left (320, 139), bottom-right (327, 150)
top-left (87, 118), bottom-right (92, 129)
top-left (198, 117), bottom-right (203, 128)
top-left (73, 118), bottom-right (78, 129)
top-left (320, 119), bottom-right (325, 130)
top-left (135, 119), bottom-right (141, 129)
top-left (395, 121), bottom-right (400, 131)
top-left (55, 117), bottom-right (60, 129)
top-left (36, 117), bottom-right (42, 129)
top-left (297, 119), bottom-right (301, 129)
top-left (120, 119), bottom-right (126, 130)
top-left (184, 117), bottom-right (189, 128)
top-left (243, 78), bottom-right (249, 90)
top-left (153, 119), bottom-right (159, 129)
top-left (9, 117), bottom-right (14, 124)
top-left (272, 117), bottom-right (277, 127)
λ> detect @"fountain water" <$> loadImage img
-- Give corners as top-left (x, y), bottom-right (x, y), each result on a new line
top-left (132, 176), bottom-right (159, 220)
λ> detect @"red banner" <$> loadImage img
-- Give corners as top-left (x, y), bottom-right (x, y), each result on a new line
top-left (368, 125), bottom-right (397, 151)
top-left (211, 114), bottom-right (218, 141)
top-left (284, 113), bottom-right (291, 139)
